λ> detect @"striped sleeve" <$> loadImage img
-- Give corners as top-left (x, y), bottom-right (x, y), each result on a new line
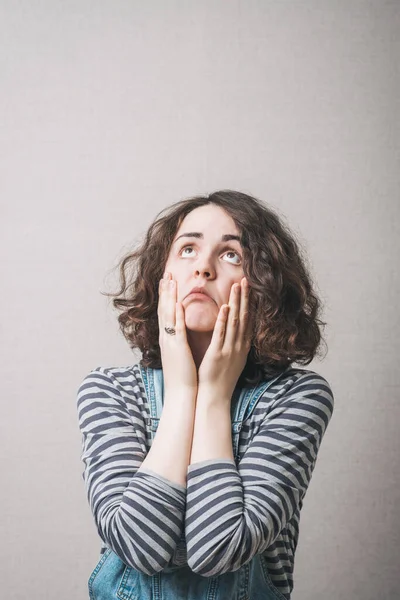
top-left (76, 367), bottom-right (186, 574)
top-left (184, 372), bottom-right (334, 576)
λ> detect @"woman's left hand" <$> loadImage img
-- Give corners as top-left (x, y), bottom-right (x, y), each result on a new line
top-left (197, 277), bottom-right (253, 402)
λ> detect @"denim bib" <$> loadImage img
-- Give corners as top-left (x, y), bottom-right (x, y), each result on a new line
top-left (88, 365), bottom-right (289, 600)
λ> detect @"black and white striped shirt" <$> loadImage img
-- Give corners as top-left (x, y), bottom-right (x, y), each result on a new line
top-left (76, 363), bottom-right (334, 599)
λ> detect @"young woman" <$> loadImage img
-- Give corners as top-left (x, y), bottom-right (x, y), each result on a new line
top-left (77, 190), bottom-right (334, 600)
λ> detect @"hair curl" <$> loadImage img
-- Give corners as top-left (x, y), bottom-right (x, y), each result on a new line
top-left (102, 190), bottom-right (328, 387)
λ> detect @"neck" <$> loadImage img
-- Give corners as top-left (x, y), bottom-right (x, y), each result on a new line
top-left (186, 330), bottom-right (213, 370)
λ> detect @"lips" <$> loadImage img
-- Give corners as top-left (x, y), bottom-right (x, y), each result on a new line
top-left (185, 287), bottom-right (213, 301)
top-left (186, 293), bottom-right (213, 303)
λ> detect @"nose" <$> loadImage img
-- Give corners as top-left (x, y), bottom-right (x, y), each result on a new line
top-left (194, 262), bottom-right (215, 280)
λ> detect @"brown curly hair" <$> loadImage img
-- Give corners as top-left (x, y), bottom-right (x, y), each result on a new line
top-left (102, 190), bottom-right (327, 387)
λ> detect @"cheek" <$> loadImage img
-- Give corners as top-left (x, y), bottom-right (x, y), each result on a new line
top-left (223, 279), bottom-right (241, 302)
top-left (165, 255), bottom-right (185, 276)
top-left (222, 284), bottom-right (233, 303)
top-left (163, 257), bottom-right (177, 276)
top-left (163, 262), bottom-right (182, 288)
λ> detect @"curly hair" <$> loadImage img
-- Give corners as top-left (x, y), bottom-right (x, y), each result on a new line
top-left (102, 190), bottom-right (327, 387)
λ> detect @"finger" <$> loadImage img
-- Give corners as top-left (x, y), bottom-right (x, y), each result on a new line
top-left (158, 272), bottom-right (176, 333)
top-left (223, 282), bottom-right (241, 348)
top-left (161, 274), bottom-right (177, 335)
top-left (175, 300), bottom-right (187, 339)
top-left (238, 277), bottom-right (251, 344)
top-left (165, 277), bottom-right (177, 328)
top-left (157, 273), bottom-right (168, 318)
top-left (208, 304), bottom-right (230, 350)
top-left (242, 284), bottom-right (254, 349)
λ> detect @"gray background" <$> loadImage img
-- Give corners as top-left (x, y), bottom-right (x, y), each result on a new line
top-left (1, 1), bottom-right (399, 599)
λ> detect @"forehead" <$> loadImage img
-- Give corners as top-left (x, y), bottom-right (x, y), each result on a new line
top-left (177, 204), bottom-right (238, 233)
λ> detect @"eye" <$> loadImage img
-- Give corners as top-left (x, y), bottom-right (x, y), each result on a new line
top-left (179, 245), bottom-right (242, 265)
top-left (180, 246), bottom-right (195, 257)
top-left (222, 249), bottom-right (242, 265)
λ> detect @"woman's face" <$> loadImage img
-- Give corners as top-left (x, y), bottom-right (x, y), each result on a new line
top-left (163, 204), bottom-right (245, 332)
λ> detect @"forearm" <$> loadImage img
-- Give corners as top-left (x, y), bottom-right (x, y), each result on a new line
top-left (189, 390), bottom-right (234, 465)
top-left (137, 387), bottom-right (197, 487)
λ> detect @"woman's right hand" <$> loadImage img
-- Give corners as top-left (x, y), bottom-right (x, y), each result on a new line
top-left (157, 272), bottom-right (198, 392)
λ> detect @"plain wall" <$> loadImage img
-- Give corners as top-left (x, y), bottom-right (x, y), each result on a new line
top-left (1, 1), bottom-right (399, 598)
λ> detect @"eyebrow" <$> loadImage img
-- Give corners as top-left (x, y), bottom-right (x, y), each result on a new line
top-left (173, 232), bottom-right (242, 244)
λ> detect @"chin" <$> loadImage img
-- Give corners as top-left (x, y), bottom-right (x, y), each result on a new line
top-left (184, 314), bottom-right (216, 332)
top-left (183, 301), bottom-right (218, 331)
top-left (185, 319), bottom-right (216, 332)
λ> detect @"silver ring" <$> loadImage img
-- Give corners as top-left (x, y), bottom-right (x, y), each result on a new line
top-left (164, 326), bottom-right (176, 335)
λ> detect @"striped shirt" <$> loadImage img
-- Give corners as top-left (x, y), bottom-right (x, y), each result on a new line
top-left (76, 363), bottom-right (334, 599)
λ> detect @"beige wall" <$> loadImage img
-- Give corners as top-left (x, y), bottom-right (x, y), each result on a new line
top-left (1, 1), bottom-right (399, 598)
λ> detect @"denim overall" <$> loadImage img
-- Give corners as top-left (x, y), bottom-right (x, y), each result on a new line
top-left (88, 365), bottom-right (289, 600)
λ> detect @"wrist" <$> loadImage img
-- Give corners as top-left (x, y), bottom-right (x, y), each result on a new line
top-left (163, 387), bottom-right (197, 405)
top-left (197, 384), bottom-right (232, 406)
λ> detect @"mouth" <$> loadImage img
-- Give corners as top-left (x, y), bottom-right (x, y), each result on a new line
top-left (186, 292), bottom-right (214, 303)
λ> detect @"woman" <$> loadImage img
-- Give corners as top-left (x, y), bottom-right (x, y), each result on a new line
top-left (77, 190), bottom-right (334, 600)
